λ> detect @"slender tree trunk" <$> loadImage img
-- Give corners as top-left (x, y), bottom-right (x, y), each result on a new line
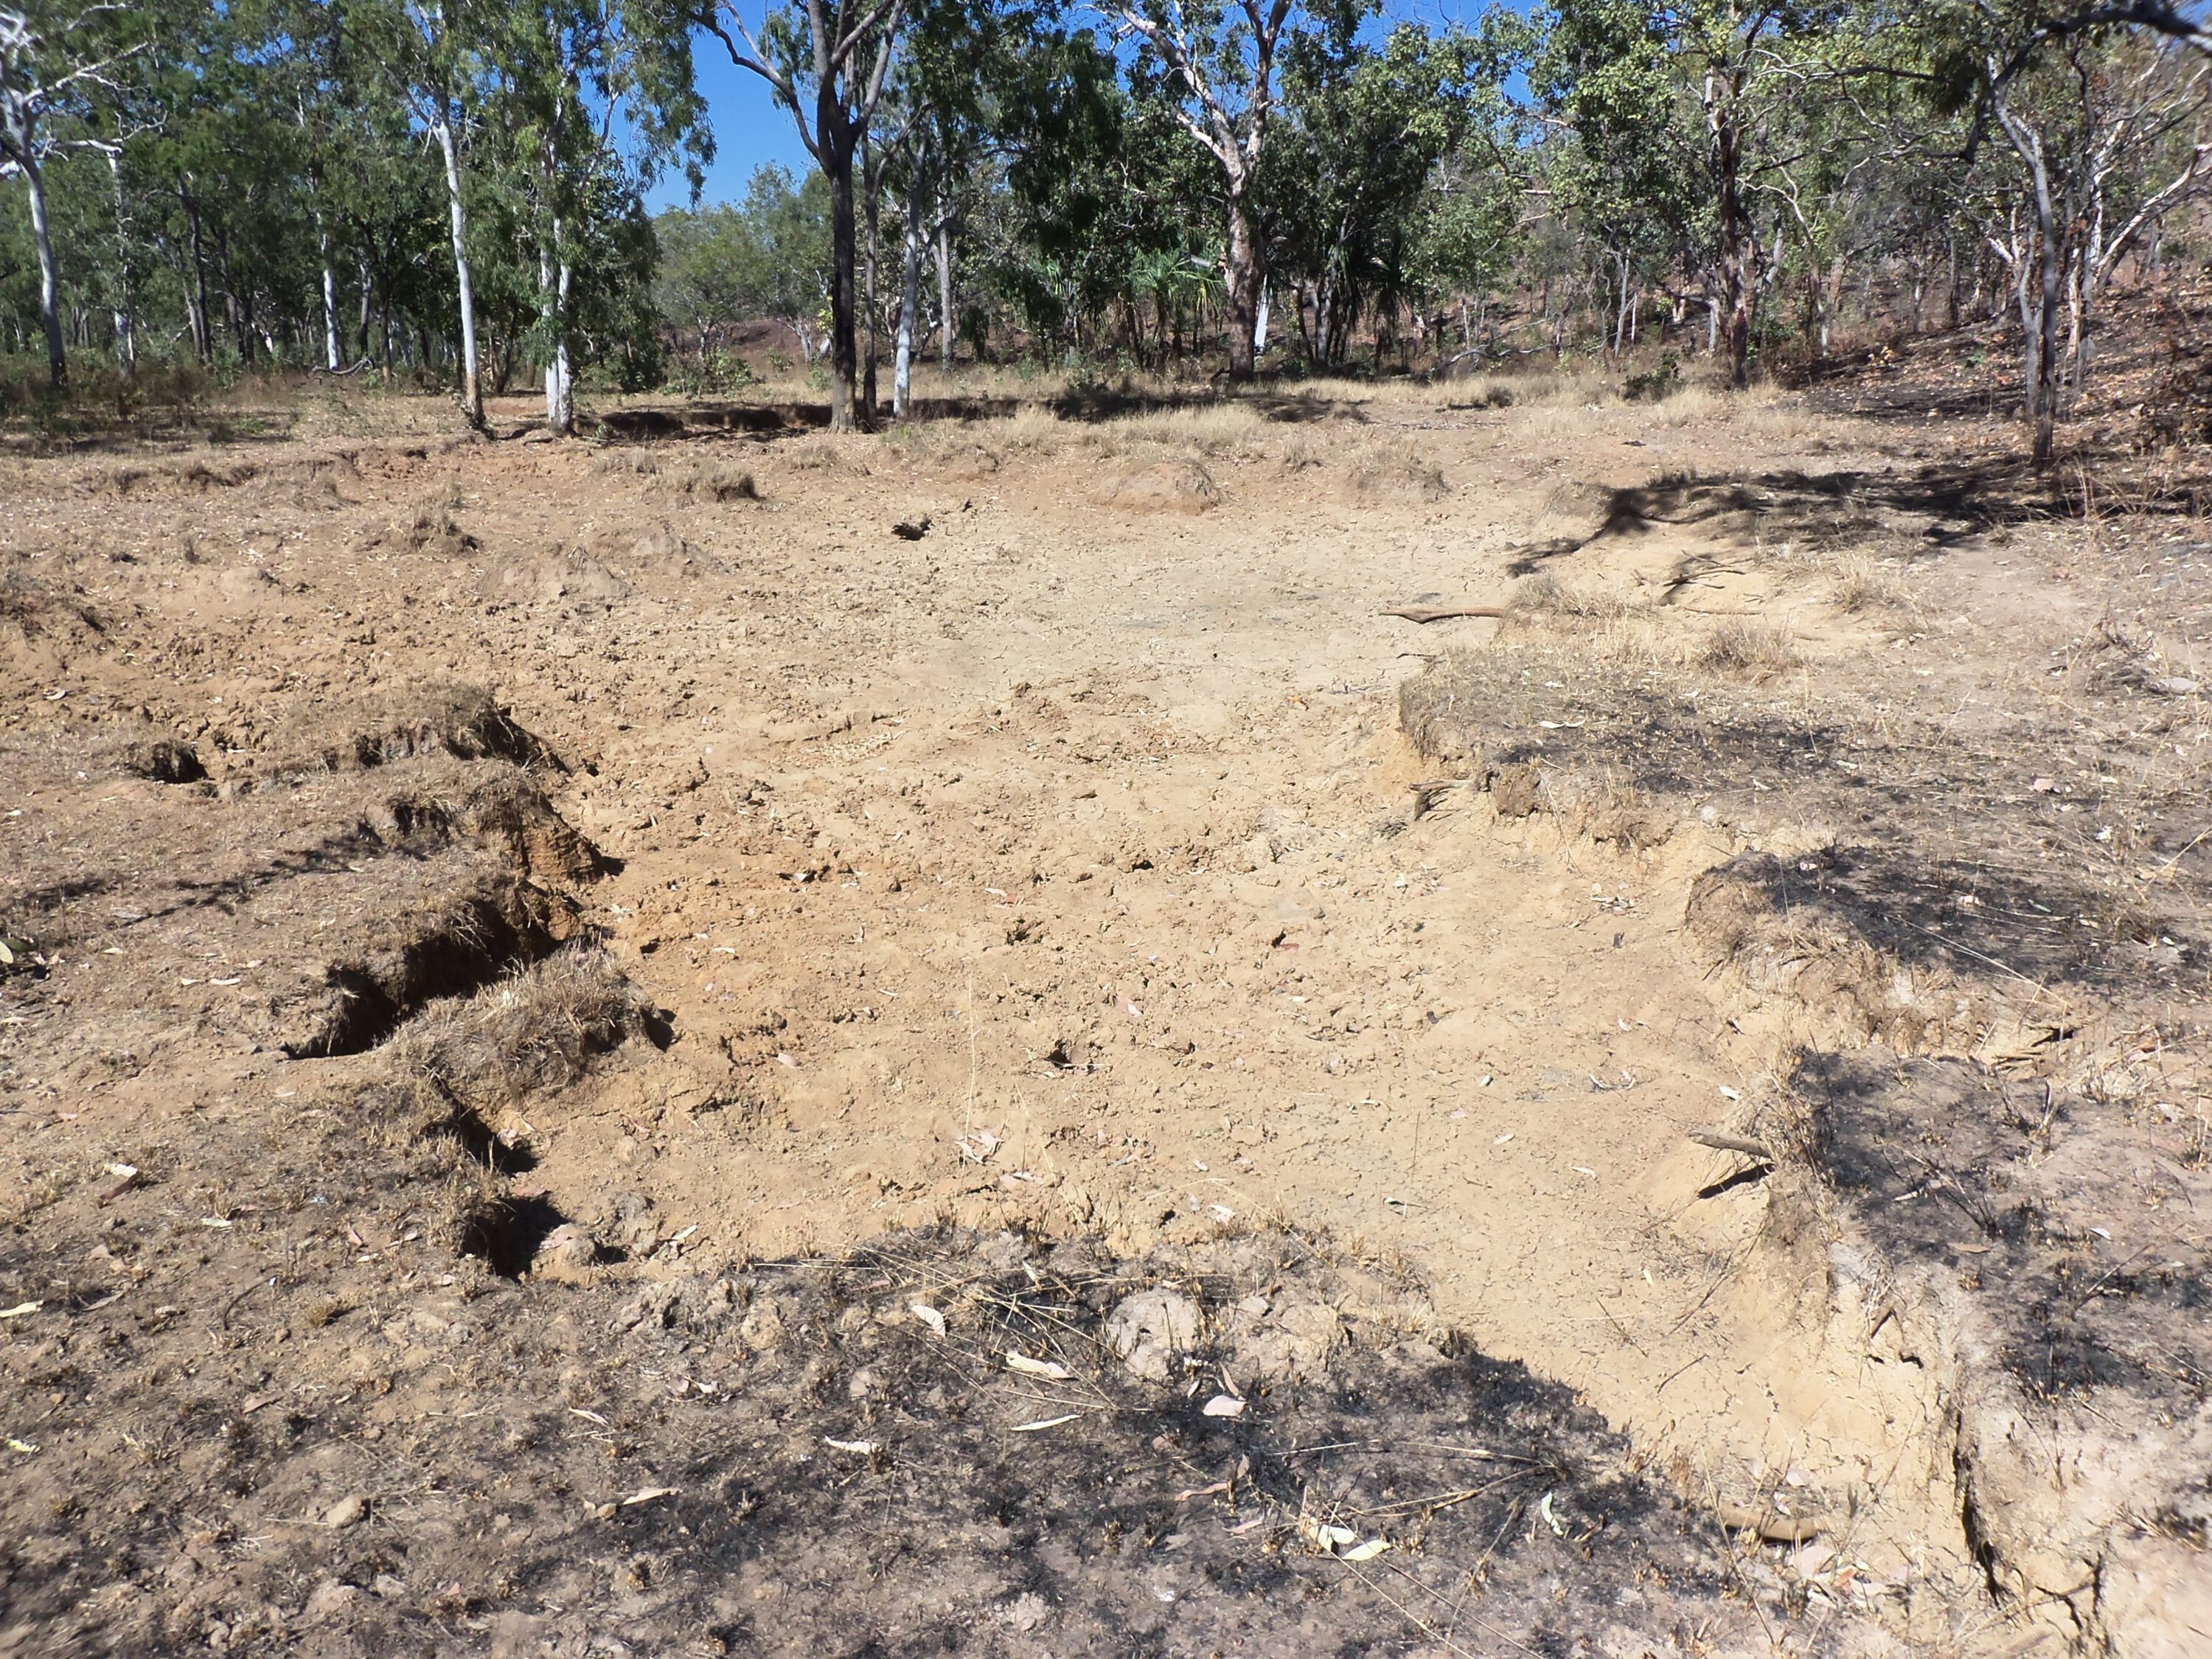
top-left (894, 168), bottom-right (922, 418)
top-left (821, 97), bottom-right (860, 431)
top-left (540, 204), bottom-right (574, 434)
top-left (102, 149), bottom-right (136, 377)
top-left (1223, 194), bottom-right (1262, 383)
top-left (356, 257), bottom-right (373, 363)
top-left (1709, 90), bottom-right (1756, 389)
top-left (1254, 283), bottom-right (1270, 358)
top-left (431, 116), bottom-right (484, 429)
top-left (863, 138), bottom-right (880, 419)
top-left (936, 214), bottom-right (954, 370)
top-left (316, 212), bottom-right (341, 371)
top-left (15, 147), bottom-right (67, 389)
top-left (2034, 207), bottom-right (2061, 465)
top-left (1613, 249), bottom-right (1630, 358)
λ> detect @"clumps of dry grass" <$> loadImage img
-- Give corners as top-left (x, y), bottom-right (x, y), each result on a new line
top-left (1695, 619), bottom-right (1801, 681)
top-left (670, 459), bottom-right (760, 502)
top-left (593, 449), bottom-right (662, 476)
top-left (384, 481), bottom-right (477, 555)
top-left (1108, 401), bottom-right (1268, 459)
top-left (1348, 444), bottom-right (1450, 502)
top-left (1830, 554), bottom-right (1910, 614)
top-left (375, 947), bottom-right (655, 1138)
top-left (1507, 572), bottom-right (1634, 627)
top-left (781, 434), bottom-right (874, 475)
top-left (1096, 456), bottom-right (1221, 513)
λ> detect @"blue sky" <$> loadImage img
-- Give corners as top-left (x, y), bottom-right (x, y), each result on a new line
top-left (658, 0), bottom-right (1507, 211)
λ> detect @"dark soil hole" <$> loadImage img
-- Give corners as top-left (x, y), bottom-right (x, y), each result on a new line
top-left (427, 1106), bottom-right (538, 1176)
top-left (123, 739), bottom-right (206, 784)
top-left (457, 1193), bottom-right (567, 1277)
top-left (282, 890), bottom-right (563, 1058)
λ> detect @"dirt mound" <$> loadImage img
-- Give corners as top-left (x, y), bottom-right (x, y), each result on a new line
top-left (1348, 453), bottom-right (1450, 501)
top-left (276, 869), bottom-right (585, 1057)
top-left (479, 545), bottom-right (632, 608)
top-left (254, 683), bottom-right (563, 781)
top-left (1096, 458), bottom-right (1220, 513)
top-left (572, 521), bottom-right (727, 579)
top-left (0, 566), bottom-right (107, 680)
top-left (366, 946), bottom-right (658, 1152)
top-left (664, 460), bottom-right (759, 502)
top-left (1799, 1048), bottom-right (2212, 1647)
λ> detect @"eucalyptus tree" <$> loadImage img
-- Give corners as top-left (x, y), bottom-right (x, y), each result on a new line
top-left (1544, 1), bottom-right (1848, 388)
top-left (1267, 18), bottom-right (1515, 368)
top-left (695, 0), bottom-right (914, 429)
top-left (1107, 0), bottom-right (1351, 380)
top-left (1, 0), bottom-right (147, 386)
top-left (498, 0), bottom-right (703, 431)
top-left (365, 0), bottom-right (496, 424)
top-left (1918, 0), bottom-right (2212, 461)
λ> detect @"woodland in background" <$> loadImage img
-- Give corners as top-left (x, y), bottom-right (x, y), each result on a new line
top-left (7, 1), bottom-right (2212, 459)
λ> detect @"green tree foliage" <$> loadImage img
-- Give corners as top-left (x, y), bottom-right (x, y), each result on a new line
top-left (4, 0), bottom-right (2210, 467)
top-left (655, 159), bottom-right (828, 372)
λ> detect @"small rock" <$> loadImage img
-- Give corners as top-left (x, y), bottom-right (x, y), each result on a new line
top-left (302, 1580), bottom-right (363, 1624)
top-left (532, 1222), bottom-right (599, 1280)
top-left (321, 1493), bottom-right (366, 1529)
top-left (1105, 1289), bottom-right (1203, 1382)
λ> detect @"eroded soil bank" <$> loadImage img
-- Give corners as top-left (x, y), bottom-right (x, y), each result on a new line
top-left (6, 363), bottom-right (2211, 1655)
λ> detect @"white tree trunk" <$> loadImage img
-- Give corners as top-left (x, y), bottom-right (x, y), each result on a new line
top-left (539, 221), bottom-right (574, 435)
top-left (318, 217), bottom-right (341, 371)
top-left (20, 148), bottom-right (66, 387)
top-left (894, 174), bottom-right (922, 417)
top-left (936, 215), bottom-right (953, 370)
top-left (432, 116), bottom-right (484, 428)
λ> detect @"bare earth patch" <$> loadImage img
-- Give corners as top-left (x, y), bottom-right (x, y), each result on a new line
top-left (7, 366), bottom-right (2212, 1655)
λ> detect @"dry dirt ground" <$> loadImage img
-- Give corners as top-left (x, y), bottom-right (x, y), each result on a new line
top-left (4, 352), bottom-right (2212, 1658)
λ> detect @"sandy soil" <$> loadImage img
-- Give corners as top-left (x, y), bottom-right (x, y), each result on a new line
top-left (6, 352), bottom-right (2212, 1656)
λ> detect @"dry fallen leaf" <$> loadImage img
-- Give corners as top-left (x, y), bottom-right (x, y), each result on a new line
top-left (908, 1302), bottom-right (946, 1336)
top-left (1004, 1351), bottom-right (1072, 1381)
top-left (824, 1437), bottom-right (879, 1455)
top-left (1201, 1394), bottom-right (1246, 1418)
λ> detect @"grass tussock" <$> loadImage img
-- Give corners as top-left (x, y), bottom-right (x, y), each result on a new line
top-left (1347, 439), bottom-right (1450, 501)
top-left (1509, 572), bottom-right (1632, 624)
top-left (1695, 619), bottom-right (1803, 681)
top-left (1830, 553), bottom-right (1911, 613)
top-left (378, 947), bottom-right (655, 1130)
top-left (672, 459), bottom-right (759, 502)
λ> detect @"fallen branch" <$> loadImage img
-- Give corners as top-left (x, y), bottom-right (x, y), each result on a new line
top-left (1716, 1500), bottom-right (1823, 1544)
top-left (1379, 605), bottom-right (1510, 624)
top-left (1688, 1129), bottom-right (1773, 1160)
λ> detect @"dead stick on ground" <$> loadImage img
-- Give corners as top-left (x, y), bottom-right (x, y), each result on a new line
top-left (1715, 1500), bottom-right (1825, 1544)
top-left (1379, 606), bottom-right (1510, 624)
top-left (1688, 1129), bottom-right (1773, 1160)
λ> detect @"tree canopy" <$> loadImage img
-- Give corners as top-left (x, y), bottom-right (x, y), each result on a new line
top-left (5, 0), bottom-right (2210, 457)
